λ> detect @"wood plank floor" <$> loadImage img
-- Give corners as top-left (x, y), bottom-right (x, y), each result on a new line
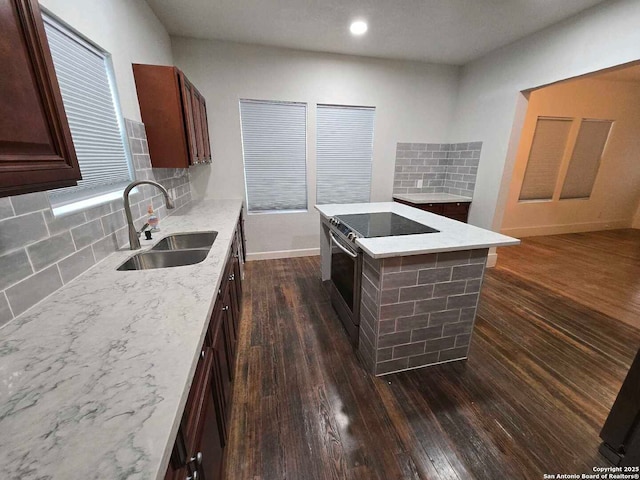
top-left (224, 230), bottom-right (640, 480)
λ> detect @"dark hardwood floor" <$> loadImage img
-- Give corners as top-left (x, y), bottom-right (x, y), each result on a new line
top-left (225, 230), bottom-right (640, 480)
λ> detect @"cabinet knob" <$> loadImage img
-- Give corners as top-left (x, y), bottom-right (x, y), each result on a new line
top-left (229, 273), bottom-right (235, 281)
top-left (222, 305), bottom-right (229, 311)
top-left (186, 472), bottom-right (198, 480)
top-left (200, 350), bottom-right (205, 359)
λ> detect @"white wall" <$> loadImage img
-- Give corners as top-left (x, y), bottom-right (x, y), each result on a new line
top-left (40, 0), bottom-right (173, 121)
top-left (501, 78), bottom-right (640, 237)
top-left (171, 38), bottom-right (460, 256)
top-left (448, 0), bottom-right (640, 232)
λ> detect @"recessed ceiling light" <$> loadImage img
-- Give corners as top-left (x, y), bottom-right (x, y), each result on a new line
top-left (350, 20), bottom-right (368, 36)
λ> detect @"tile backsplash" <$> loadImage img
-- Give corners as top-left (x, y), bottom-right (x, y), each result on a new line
top-left (393, 142), bottom-right (482, 198)
top-left (0, 119), bottom-right (192, 328)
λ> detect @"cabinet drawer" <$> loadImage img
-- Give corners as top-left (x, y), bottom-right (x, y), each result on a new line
top-left (443, 202), bottom-right (470, 215)
top-left (420, 203), bottom-right (444, 214)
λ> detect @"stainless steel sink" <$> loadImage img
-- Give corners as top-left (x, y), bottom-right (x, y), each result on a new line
top-left (150, 231), bottom-right (218, 251)
top-left (117, 250), bottom-right (209, 271)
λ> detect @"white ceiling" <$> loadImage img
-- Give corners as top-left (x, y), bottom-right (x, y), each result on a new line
top-left (146, 0), bottom-right (609, 65)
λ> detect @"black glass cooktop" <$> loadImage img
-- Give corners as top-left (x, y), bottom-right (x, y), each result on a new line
top-left (336, 212), bottom-right (439, 238)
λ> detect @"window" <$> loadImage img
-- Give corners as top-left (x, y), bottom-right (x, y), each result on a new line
top-left (43, 13), bottom-right (132, 210)
top-left (560, 119), bottom-right (612, 199)
top-left (316, 105), bottom-right (375, 204)
top-left (519, 117), bottom-right (572, 201)
top-left (239, 100), bottom-right (307, 212)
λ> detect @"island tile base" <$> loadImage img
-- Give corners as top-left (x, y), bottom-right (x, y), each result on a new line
top-left (357, 248), bottom-right (488, 375)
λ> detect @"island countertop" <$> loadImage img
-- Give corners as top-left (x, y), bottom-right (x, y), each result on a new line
top-left (392, 193), bottom-right (472, 204)
top-left (0, 199), bottom-right (243, 480)
top-left (315, 202), bottom-right (519, 258)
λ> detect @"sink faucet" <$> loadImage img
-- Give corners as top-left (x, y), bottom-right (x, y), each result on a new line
top-left (123, 180), bottom-right (175, 250)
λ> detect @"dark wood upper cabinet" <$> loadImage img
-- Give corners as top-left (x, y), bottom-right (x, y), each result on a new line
top-left (0, 0), bottom-right (81, 198)
top-left (133, 64), bottom-right (212, 169)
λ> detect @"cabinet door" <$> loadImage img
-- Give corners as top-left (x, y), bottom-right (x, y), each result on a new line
top-left (0, 0), bottom-right (81, 197)
top-left (178, 73), bottom-right (198, 165)
top-left (212, 306), bottom-right (233, 425)
top-left (190, 89), bottom-right (204, 163)
top-left (189, 347), bottom-right (224, 480)
top-left (199, 96), bottom-right (211, 161)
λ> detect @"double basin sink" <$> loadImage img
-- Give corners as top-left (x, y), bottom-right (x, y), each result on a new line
top-left (117, 232), bottom-right (218, 271)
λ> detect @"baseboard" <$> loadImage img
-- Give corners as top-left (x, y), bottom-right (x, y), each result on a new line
top-left (486, 252), bottom-right (498, 268)
top-left (500, 220), bottom-right (631, 238)
top-left (247, 248), bottom-right (320, 261)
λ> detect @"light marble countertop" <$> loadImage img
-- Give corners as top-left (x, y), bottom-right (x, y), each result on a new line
top-left (392, 193), bottom-right (473, 204)
top-left (0, 199), bottom-right (243, 480)
top-left (315, 202), bottom-right (519, 258)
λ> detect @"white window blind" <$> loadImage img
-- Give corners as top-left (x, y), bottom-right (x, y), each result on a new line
top-left (560, 119), bottom-right (612, 200)
top-left (316, 105), bottom-right (375, 204)
top-left (239, 100), bottom-right (307, 212)
top-left (43, 14), bottom-right (132, 207)
top-left (519, 117), bottom-right (572, 201)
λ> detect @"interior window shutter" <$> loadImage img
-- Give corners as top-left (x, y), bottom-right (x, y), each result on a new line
top-left (316, 105), bottom-right (375, 204)
top-left (519, 117), bottom-right (572, 201)
top-left (43, 15), bottom-right (132, 206)
top-left (560, 119), bottom-right (612, 199)
top-left (239, 100), bottom-right (308, 212)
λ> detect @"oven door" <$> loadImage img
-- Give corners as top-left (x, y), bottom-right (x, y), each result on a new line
top-left (329, 230), bottom-right (362, 346)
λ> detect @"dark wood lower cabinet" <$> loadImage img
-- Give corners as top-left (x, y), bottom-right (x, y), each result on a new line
top-left (393, 198), bottom-right (471, 223)
top-left (165, 220), bottom-right (244, 480)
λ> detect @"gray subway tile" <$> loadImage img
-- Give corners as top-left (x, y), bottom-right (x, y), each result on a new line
top-left (376, 357), bottom-right (409, 375)
top-left (0, 249), bottom-right (33, 291)
top-left (433, 281), bottom-right (467, 298)
top-left (6, 265), bottom-right (62, 316)
top-left (436, 250), bottom-right (471, 267)
top-left (447, 293), bottom-right (479, 309)
top-left (383, 271), bottom-right (417, 289)
top-left (455, 334), bottom-right (472, 347)
top-left (425, 336), bottom-right (456, 353)
top-left (380, 302), bottom-right (415, 321)
top-left (393, 342), bottom-right (425, 359)
top-left (71, 219), bottom-right (105, 250)
top-left (0, 292), bottom-right (14, 327)
top-left (395, 314), bottom-right (430, 332)
top-left (465, 279), bottom-right (483, 293)
top-left (443, 322), bottom-right (473, 337)
top-left (101, 210), bottom-right (126, 235)
top-left (414, 297), bottom-right (447, 314)
top-left (411, 325), bottom-right (444, 342)
top-left (417, 267), bottom-right (451, 284)
top-left (460, 308), bottom-right (477, 323)
top-left (379, 319), bottom-right (396, 335)
top-left (85, 203), bottom-right (112, 221)
top-left (408, 352), bottom-right (439, 368)
top-left (378, 347), bottom-right (393, 362)
top-left (439, 346), bottom-right (469, 362)
top-left (91, 235), bottom-right (117, 263)
top-left (58, 247), bottom-right (95, 284)
top-left (399, 284), bottom-right (434, 302)
top-left (27, 231), bottom-right (75, 271)
top-left (380, 288), bottom-right (399, 305)
top-left (429, 309), bottom-right (461, 327)
top-left (0, 198), bottom-right (14, 220)
top-left (400, 254), bottom-right (437, 271)
top-left (0, 212), bottom-right (49, 255)
top-left (10, 192), bottom-right (50, 215)
top-left (43, 209), bottom-right (87, 235)
top-left (378, 330), bottom-right (412, 348)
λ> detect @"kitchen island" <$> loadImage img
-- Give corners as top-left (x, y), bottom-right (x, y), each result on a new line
top-left (316, 202), bottom-right (518, 376)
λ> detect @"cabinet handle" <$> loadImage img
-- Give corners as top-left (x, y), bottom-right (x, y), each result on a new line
top-left (229, 273), bottom-right (235, 281)
top-left (200, 350), bottom-right (205, 359)
top-left (186, 472), bottom-right (198, 480)
top-left (222, 305), bottom-right (229, 311)
top-left (189, 452), bottom-right (203, 466)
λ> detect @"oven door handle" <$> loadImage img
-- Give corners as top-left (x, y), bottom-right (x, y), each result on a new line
top-left (330, 232), bottom-right (358, 259)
